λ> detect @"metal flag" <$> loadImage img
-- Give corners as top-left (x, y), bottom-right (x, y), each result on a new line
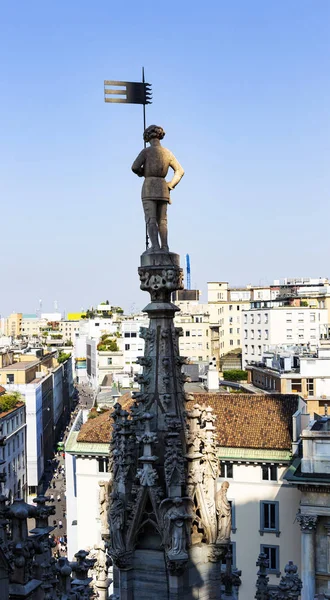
top-left (104, 80), bottom-right (152, 105)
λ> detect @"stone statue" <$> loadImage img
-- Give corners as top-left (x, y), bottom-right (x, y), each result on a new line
top-left (132, 124), bottom-right (184, 252)
top-left (163, 497), bottom-right (191, 560)
top-left (109, 494), bottom-right (126, 555)
top-left (99, 480), bottom-right (111, 536)
top-left (216, 481), bottom-right (231, 543)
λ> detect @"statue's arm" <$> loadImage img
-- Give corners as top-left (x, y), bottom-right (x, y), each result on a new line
top-left (131, 150), bottom-right (146, 177)
top-left (168, 153), bottom-right (184, 190)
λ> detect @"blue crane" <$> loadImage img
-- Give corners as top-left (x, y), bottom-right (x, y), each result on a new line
top-left (186, 254), bottom-right (191, 290)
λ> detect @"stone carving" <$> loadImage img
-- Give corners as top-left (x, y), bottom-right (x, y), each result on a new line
top-left (99, 480), bottom-right (112, 537)
top-left (296, 513), bottom-right (318, 531)
top-left (138, 265), bottom-right (184, 300)
top-left (161, 497), bottom-right (192, 564)
top-left (269, 561), bottom-right (302, 599)
top-left (255, 552), bottom-right (270, 600)
top-left (191, 524), bottom-right (203, 545)
top-left (92, 540), bottom-right (111, 582)
top-left (109, 494), bottom-right (126, 556)
top-left (132, 124), bottom-right (184, 252)
top-left (216, 481), bottom-right (232, 543)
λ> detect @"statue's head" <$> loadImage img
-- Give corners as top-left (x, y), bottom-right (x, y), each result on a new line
top-left (222, 481), bottom-right (230, 492)
top-left (143, 125), bottom-right (165, 143)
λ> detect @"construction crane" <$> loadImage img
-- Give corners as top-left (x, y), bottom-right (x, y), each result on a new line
top-left (186, 254), bottom-right (191, 290)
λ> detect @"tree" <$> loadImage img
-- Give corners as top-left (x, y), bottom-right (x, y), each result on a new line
top-left (0, 392), bottom-right (22, 413)
top-left (58, 351), bottom-right (71, 364)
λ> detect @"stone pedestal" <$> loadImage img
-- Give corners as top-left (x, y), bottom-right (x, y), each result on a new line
top-left (297, 514), bottom-right (318, 600)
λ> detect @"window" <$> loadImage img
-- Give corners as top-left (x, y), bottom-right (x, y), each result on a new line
top-left (264, 314), bottom-right (269, 324)
top-left (265, 329), bottom-right (269, 340)
top-left (107, 358), bottom-right (112, 365)
top-left (229, 305), bottom-right (233, 311)
top-left (229, 317), bottom-right (233, 324)
top-left (192, 330), bottom-right (196, 337)
top-left (237, 328), bottom-right (240, 334)
top-left (230, 340), bottom-right (234, 346)
top-left (262, 465), bottom-right (278, 481)
top-left (258, 345), bottom-right (262, 355)
top-left (228, 500), bottom-right (236, 533)
top-left (258, 330), bottom-right (261, 340)
top-left (251, 315), bottom-right (254, 324)
top-left (251, 329), bottom-right (254, 340)
top-left (237, 306), bottom-right (240, 311)
top-left (298, 329), bottom-right (304, 339)
top-left (286, 329), bottom-right (292, 339)
top-left (286, 313), bottom-right (292, 322)
top-left (197, 329), bottom-right (202, 337)
top-left (6, 374), bottom-right (14, 384)
top-left (260, 501), bottom-right (279, 536)
top-left (97, 457), bottom-right (109, 473)
top-left (219, 462), bottom-right (233, 478)
top-left (307, 378), bottom-right (314, 396)
top-left (310, 328), bottom-right (316, 339)
top-left (124, 332), bottom-right (130, 338)
top-left (261, 545), bottom-right (280, 575)
top-left (229, 328), bottom-right (233, 334)
top-left (245, 345), bottom-right (248, 354)
top-left (298, 313), bottom-right (304, 322)
top-left (185, 331), bottom-right (190, 337)
top-left (244, 314), bottom-right (247, 324)
top-left (125, 344), bottom-right (130, 351)
top-left (251, 345), bottom-right (255, 355)
top-left (310, 313), bottom-right (316, 322)
top-left (237, 340), bottom-right (240, 345)
top-left (244, 330), bottom-right (248, 339)
top-left (291, 379), bottom-right (302, 393)
top-left (131, 332), bottom-right (137, 338)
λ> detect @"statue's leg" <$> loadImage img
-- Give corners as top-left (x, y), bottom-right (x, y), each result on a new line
top-left (142, 200), bottom-right (160, 251)
top-left (158, 202), bottom-right (169, 251)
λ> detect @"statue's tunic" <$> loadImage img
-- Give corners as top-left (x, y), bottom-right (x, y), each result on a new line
top-left (132, 146), bottom-right (184, 202)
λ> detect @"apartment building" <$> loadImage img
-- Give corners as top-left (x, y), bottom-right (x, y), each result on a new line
top-left (242, 304), bottom-right (328, 368)
top-left (0, 350), bottom-right (73, 496)
top-left (0, 400), bottom-right (27, 501)
top-left (175, 310), bottom-right (210, 363)
top-left (192, 392), bottom-right (305, 600)
top-left (207, 282), bottom-right (277, 365)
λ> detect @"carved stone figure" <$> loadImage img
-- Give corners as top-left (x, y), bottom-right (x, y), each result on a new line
top-left (132, 124), bottom-right (184, 252)
top-left (163, 498), bottom-right (191, 560)
top-left (216, 481), bottom-right (231, 543)
top-left (93, 540), bottom-right (110, 582)
top-left (99, 480), bottom-right (111, 536)
top-left (109, 494), bottom-right (126, 555)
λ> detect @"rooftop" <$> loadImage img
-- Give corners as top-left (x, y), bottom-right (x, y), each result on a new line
top-left (0, 360), bottom-right (40, 371)
top-left (188, 393), bottom-right (299, 451)
top-left (68, 392), bottom-right (299, 453)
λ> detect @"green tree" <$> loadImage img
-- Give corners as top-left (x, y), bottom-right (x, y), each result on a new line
top-left (0, 392), bottom-right (22, 413)
top-left (58, 351), bottom-right (71, 364)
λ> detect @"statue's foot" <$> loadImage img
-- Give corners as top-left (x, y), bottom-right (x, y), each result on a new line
top-left (142, 245), bottom-right (161, 255)
top-left (160, 245), bottom-right (169, 252)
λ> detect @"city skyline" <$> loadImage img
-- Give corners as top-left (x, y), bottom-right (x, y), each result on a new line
top-left (1, 1), bottom-right (329, 315)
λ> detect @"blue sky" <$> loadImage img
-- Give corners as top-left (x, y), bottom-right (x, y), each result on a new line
top-left (0, 1), bottom-right (329, 315)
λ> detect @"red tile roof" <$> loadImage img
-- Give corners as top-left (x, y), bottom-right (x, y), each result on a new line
top-left (77, 393), bottom-right (132, 443)
top-left (0, 386), bottom-right (5, 396)
top-left (76, 392), bottom-right (298, 451)
top-left (189, 393), bottom-right (298, 450)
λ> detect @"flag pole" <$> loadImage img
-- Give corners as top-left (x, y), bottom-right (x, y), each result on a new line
top-left (142, 66), bottom-right (149, 250)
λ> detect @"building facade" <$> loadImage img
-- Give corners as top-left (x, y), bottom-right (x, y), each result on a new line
top-left (0, 401), bottom-right (27, 501)
top-left (242, 305), bottom-right (328, 368)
